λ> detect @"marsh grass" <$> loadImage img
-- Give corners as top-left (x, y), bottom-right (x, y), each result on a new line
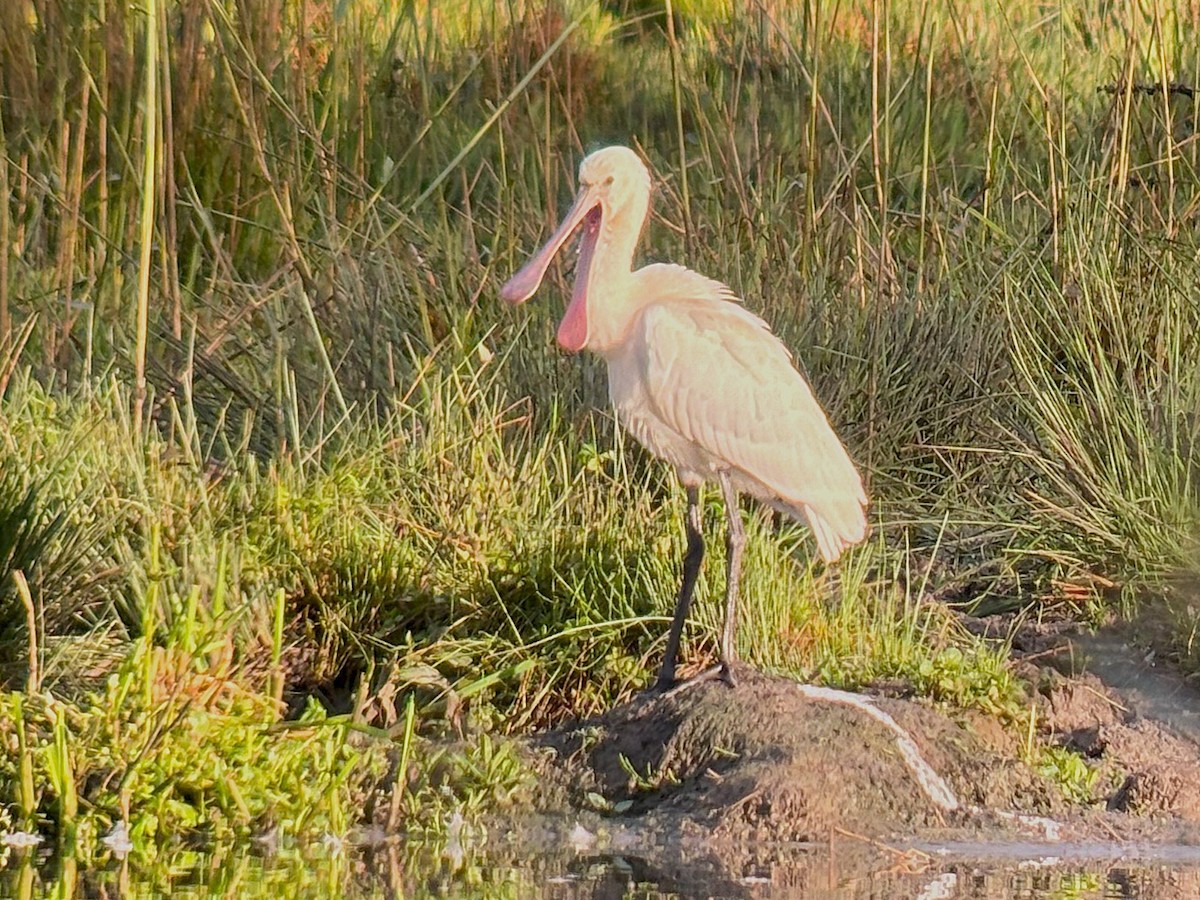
top-left (1, 0), bottom-right (1198, 859)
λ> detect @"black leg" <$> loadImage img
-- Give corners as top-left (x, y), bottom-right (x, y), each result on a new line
top-left (655, 485), bottom-right (704, 690)
top-left (717, 471), bottom-right (744, 685)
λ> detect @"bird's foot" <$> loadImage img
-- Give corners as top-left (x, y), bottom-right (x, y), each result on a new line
top-left (719, 660), bottom-right (738, 688)
top-left (645, 659), bottom-right (744, 698)
top-left (646, 662), bottom-right (682, 696)
top-left (645, 677), bottom-right (676, 697)
top-left (648, 664), bottom-right (735, 699)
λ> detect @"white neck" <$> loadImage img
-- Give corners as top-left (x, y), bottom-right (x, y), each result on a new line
top-left (581, 190), bottom-right (649, 354)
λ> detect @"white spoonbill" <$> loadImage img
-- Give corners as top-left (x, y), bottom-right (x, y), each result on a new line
top-left (501, 146), bottom-right (868, 688)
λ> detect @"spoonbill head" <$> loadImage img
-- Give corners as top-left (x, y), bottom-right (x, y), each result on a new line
top-left (500, 146), bottom-right (651, 353)
top-left (501, 146), bottom-right (868, 689)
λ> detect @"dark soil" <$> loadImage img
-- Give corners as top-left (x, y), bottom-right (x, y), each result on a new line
top-left (1017, 620), bottom-right (1200, 821)
top-left (463, 612), bottom-right (1200, 896)
top-left (526, 665), bottom-right (1062, 844)
top-left (503, 617), bottom-right (1200, 884)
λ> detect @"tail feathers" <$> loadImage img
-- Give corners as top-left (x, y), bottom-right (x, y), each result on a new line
top-left (803, 502), bottom-right (869, 563)
top-left (756, 483), bottom-right (869, 563)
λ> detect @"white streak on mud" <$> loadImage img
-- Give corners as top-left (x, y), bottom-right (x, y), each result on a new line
top-left (567, 823), bottom-right (596, 851)
top-left (795, 685), bottom-right (960, 812)
top-left (995, 809), bottom-right (1063, 841)
top-left (916, 873), bottom-right (958, 900)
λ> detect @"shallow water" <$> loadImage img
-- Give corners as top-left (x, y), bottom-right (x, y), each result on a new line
top-left (6, 838), bottom-right (1200, 898)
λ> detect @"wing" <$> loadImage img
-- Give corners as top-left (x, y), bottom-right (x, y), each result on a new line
top-left (636, 298), bottom-right (868, 561)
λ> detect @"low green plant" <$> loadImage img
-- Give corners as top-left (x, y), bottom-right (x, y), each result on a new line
top-left (1038, 746), bottom-right (1101, 805)
top-left (0, 633), bottom-right (390, 857)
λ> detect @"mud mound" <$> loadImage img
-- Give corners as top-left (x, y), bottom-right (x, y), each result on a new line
top-left (1028, 625), bottom-right (1200, 820)
top-left (529, 666), bottom-right (1061, 842)
top-left (486, 620), bottom-right (1200, 894)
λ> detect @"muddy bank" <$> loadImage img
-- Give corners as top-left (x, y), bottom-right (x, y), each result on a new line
top-left (1012, 620), bottom-right (1200, 821)
top-left (525, 666), bottom-right (1063, 843)
top-left (506, 619), bottom-right (1200, 878)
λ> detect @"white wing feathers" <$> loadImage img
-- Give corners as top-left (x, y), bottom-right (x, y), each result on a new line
top-left (636, 297), bottom-right (868, 562)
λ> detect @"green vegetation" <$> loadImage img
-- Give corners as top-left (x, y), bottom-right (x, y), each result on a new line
top-left (1037, 745), bottom-right (1102, 806)
top-left (1, 0), bottom-right (1198, 886)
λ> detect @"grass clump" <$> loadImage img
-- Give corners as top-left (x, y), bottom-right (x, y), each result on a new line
top-left (0, 645), bottom-right (377, 859)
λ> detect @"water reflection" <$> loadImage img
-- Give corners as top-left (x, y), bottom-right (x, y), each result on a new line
top-left (4, 839), bottom-right (1200, 897)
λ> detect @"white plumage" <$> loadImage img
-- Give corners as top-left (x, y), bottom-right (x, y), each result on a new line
top-left (501, 146), bottom-right (867, 687)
